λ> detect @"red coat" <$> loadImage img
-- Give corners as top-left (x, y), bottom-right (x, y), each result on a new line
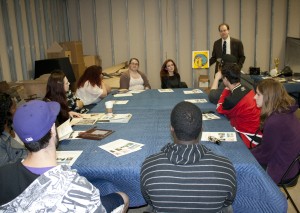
top-left (216, 85), bottom-right (261, 148)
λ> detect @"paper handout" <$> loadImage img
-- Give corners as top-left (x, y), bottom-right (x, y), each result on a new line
top-left (201, 132), bottom-right (237, 142)
top-left (185, 99), bottom-right (207, 103)
top-left (184, 89), bottom-right (203, 94)
top-left (202, 113), bottom-right (220, 120)
top-left (158, 89), bottom-right (174, 93)
top-left (57, 119), bottom-right (73, 141)
top-left (97, 113), bottom-right (132, 123)
top-left (99, 139), bottom-right (144, 157)
top-left (56, 151), bottom-right (83, 166)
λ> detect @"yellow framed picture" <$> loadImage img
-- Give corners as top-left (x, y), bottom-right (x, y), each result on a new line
top-left (192, 51), bottom-right (209, 68)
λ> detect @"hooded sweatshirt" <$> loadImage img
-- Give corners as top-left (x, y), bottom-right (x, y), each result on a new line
top-left (141, 143), bottom-right (236, 213)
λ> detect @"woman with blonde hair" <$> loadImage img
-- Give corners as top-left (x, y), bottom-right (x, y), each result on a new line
top-left (252, 78), bottom-right (300, 184)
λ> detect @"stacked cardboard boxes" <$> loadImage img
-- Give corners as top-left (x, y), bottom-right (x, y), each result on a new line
top-left (47, 42), bottom-right (72, 63)
top-left (47, 41), bottom-right (86, 82)
top-left (47, 41), bottom-right (102, 90)
top-left (84, 55), bottom-right (102, 68)
top-left (199, 75), bottom-right (209, 89)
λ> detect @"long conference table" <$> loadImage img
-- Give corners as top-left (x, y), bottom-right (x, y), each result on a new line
top-left (58, 89), bottom-right (287, 213)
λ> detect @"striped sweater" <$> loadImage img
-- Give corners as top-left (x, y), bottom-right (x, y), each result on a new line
top-left (140, 143), bottom-right (236, 213)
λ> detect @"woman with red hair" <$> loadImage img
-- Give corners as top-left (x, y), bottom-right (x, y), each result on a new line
top-left (76, 65), bottom-right (111, 105)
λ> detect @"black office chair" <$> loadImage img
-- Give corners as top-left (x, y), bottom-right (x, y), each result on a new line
top-left (278, 153), bottom-right (300, 213)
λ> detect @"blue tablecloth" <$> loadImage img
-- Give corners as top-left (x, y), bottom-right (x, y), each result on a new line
top-left (58, 89), bottom-right (287, 212)
top-left (250, 75), bottom-right (300, 93)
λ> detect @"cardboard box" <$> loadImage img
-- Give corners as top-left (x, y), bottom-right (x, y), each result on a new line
top-left (47, 42), bottom-right (72, 63)
top-left (199, 75), bottom-right (209, 88)
top-left (0, 81), bottom-right (10, 92)
top-left (10, 80), bottom-right (48, 99)
top-left (60, 41), bottom-right (84, 64)
top-left (84, 55), bottom-right (102, 68)
top-left (72, 63), bottom-right (86, 81)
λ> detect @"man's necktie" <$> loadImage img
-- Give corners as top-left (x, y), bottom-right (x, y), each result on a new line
top-left (222, 41), bottom-right (226, 55)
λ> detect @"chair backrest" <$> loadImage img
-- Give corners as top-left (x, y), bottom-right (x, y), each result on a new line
top-left (279, 153), bottom-right (300, 187)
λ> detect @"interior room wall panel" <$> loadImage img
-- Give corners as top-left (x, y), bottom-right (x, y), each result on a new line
top-left (208, 0), bottom-right (223, 84)
top-left (95, 0), bottom-right (113, 68)
top-left (177, 0), bottom-right (192, 87)
top-left (192, 0), bottom-right (209, 87)
top-left (80, 0), bottom-right (97, 55)
top-left (256, 0), bottom-right (272, 72)
top-left (192, 0), bottom-right (208, 50)
top-left (287, 0), bottom-right (300, 38)
top-left (160, 0), bottom-right (177, 63)
top-left (240, 0), bottom-right (256, 71)
top-left (144, 0), bottom-right (161, 89)
top-left (127, 0), bottom-right (146, 73)
top-left (0, 1), bottom-right (9, 81)
top-left (110, 0), bottom-right (128, 65)
top-left (224, 0), bottom-right (240, 38)
top-left (5, 0), bottom-right (18, 81)
top-left (67, 1), bottom-right (80, 41)
top-left (272, 0), bottom-right (287, 70)
top-left (0, 0), bottom-right (299, 88)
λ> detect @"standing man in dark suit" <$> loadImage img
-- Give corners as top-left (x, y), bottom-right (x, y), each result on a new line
top-left (209, 23), bottom-right (245, 73)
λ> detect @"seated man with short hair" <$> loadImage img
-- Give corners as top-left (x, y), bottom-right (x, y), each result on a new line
top-left (140, 101), bottom-right (236, 213)
top-left (215, 63), bottom-right (262, 148)
top-left (209, 54), bottom-right (254, 104)
top-left (0, 100), bottom-right (129, 213)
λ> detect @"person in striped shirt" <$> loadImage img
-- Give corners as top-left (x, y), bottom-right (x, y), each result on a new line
top-left (140, 101), bottom-right (236, 213)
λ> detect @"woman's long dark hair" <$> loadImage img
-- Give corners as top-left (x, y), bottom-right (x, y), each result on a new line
top-left (0, 93), bottom-right (14, 134)
top-left (160, 59), bottom-right (178, 78)
top-left (44, 70), bottom-right (70, 123)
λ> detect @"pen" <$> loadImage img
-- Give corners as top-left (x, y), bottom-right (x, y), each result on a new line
top-left (208, 136), bottom-right (221, 145)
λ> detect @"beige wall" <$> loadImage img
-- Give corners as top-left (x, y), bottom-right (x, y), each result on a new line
top-left (1, 0), bottom-right (300, 89)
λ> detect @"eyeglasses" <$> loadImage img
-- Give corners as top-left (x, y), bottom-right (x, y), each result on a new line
top-left (130, 63), bottom-right (139, 66)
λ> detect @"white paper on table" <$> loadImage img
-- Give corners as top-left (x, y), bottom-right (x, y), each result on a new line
top-left (70, 118), bottom-right (97, 126)
top-left (97, 113), bottom-right (132, 123)
top-left (185, 99), bottom-right (207, 103)
top-left (201, 132), bottom-right (237, 142)
top-left (70, 113), bottom-right (105, 126)
top-left (114, 93), bottom-right (133, 97)
top-left (129, 90), bottom-right (145, 94)
top-left (292, 79), bottom-right (300, 82)
top-left (56, 151), bottom-right (83, 166)
top-left (158, 89), bottom-right (174, 93)
top-left (81, 113), bottom-right (105, 119)
top-left (111, 100), bottom-right (129, 104)
top-left (99, 139), bottom-right (144, 157)
top-left (184, 89), bottom-right (203, 94)
top-left (202, 113), bottom-right (220, 120)
top-left (57, 119), bottom-right (73, 141)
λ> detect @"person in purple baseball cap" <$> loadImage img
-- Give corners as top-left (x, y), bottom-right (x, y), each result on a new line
top-left (0, 100), bottom-right (129, 212)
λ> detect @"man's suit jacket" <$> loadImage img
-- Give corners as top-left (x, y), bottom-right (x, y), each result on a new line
top-left (209, 37), bottom-right (245, 73)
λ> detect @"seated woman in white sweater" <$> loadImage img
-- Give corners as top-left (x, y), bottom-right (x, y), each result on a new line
top-left (76, 65), bottom-right (111, 105)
